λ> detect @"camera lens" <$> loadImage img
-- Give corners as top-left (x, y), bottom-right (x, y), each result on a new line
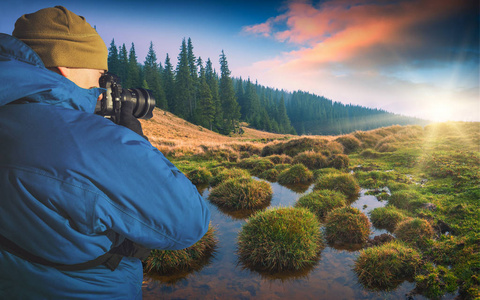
top-left (127, 88), bottom-right (155, 119)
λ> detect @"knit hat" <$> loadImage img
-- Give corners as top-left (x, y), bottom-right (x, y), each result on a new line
top-left (12, 6), bottom-right (108, 70)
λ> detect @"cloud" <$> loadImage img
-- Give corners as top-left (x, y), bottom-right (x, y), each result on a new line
top-left (240, 0), bottom-right (479, 121)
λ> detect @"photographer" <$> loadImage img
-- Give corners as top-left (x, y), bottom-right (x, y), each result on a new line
top-left (0, 6), bottom-right (210, 299)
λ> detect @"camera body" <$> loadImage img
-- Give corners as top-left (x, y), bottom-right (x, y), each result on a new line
top-left (95, 72), bottom-right (155, 124)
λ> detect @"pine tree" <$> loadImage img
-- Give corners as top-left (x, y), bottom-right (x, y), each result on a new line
top-left (144, 41), bottom-right (167, 109)
top-left (126, 43), bottom-right (141, 88)
top-left (205, 58), bottom-right (222, 132)
top-left (195, 57), bottom-right (215, 129)
top-left (118, 44), bottom-right (128, 85)
top-left (162, 54), bottom-right (175, 112)
top-left (174, 38), bottom-right (194, 118)
top-left (107, 39), bottom-right (120, 75)
top-left (219, 50), bottom-right (240, 134)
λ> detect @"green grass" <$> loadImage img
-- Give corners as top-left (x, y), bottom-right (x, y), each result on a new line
top-left (209, 167), bottom-right (250, 187)
top-left (144, 225), bottom-right (217, 275)
top-left (294, 189), bottom-right (346, 221)
top-left (369, 206), bottom-right (408, 232)
top-left (237, 207), bottom-right (323, 272)
top-left (208, 177), bottom-right (273, 209)
top-left (353, 241), bottom-right (422, 291)
top-left (394, 217), bottom-right (435, 249)
top-left (314, 173), bottom-right (360, 200)
top-left (277, 163), bottom-right (314, 185)
top-left (324, 206), bottom-right (371, 244)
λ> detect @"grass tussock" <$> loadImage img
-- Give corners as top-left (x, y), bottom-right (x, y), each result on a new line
top-left (208, 177), bottom-right (272, 209)
top-left (237, 207), bottom-right (323, 272)
top-left (415, 263), bottom-right (459, 299)
top-left (186, 167), bottom-right (213, 185)
top-left (353, 131), bottom-right (383, 148)
top-left (292, 151), bottom-right (328, 170)
top-left (334, 135), bottom-right (362, 154)
top-left (369, 206), bottom-right (408, 232)
top-left (353, 241), bottom-right (422, 291)
top-left (314, 173), bottom-right (360, 200)
top-left (209, 168), bottom-right (250, 187)
top-left (394, 218), bottom-right (435, 249)
top-left (261, 137), bottom-right (332, 157)
top-left (237, 157), bottom-right (275, 175)
top-left (295, 190), bottom-right (346, 221)
top-left (144, 225), bottom-right (217, 275)
top-left (328, 154), bottom-right (350, 170)
top-left (388, 189), bottom-right (428, 212)
top-left (324, 206), bottom-right (371, 244)
top-left (265, 154), bottom-right (292, 164)
top-left (277, 164), bottom-right (314, 185)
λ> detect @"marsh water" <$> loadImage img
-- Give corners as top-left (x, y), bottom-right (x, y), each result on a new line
top-left (142, 180), bottom-right (427, 300)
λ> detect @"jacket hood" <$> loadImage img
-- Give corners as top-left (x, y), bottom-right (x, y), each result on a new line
top-left (0, 33), bottom-right (104, 113)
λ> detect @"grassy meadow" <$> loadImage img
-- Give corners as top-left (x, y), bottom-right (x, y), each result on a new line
top-left (141, 109), bottom-right (479, 299)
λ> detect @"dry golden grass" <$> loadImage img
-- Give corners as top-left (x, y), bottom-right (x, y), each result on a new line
top-left (140, 108), bottom-right (294, 156)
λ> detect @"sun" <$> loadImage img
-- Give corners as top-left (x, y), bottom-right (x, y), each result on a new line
top-left (428, 103), bottom-right (454, 122)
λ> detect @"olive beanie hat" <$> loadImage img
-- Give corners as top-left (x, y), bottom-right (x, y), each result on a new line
top-left (12, 6), bottom-right (108, 70)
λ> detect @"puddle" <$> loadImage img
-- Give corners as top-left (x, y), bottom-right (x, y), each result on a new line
top-left (142, 181), bottom-right (426, 299)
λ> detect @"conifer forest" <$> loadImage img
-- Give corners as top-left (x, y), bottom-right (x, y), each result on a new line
top-left (107, 38), bottom-right (428, 136)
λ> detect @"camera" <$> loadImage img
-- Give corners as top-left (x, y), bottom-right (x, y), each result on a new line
top-left (95, 72), bottom-right (156, 124)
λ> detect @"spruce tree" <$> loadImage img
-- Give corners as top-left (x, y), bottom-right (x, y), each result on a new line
top-left (118, 44), bottom-right (128, 85)
top-left (174, 38), bottom-right (194, 118)
top-left (107, 39), bottom-right (120, 75)
top-left (219, 50), bottom-right (240, 134)
top-left (195, 57), bottom-right (215, 129)
top-left (162, 54), bottom-right (175, 113)
top-left (205, 58), bottom-right (222, 132)
top-left (144, 41), bottom-right (167, 109)
top-left (126, 43), bottom-right (141, 88)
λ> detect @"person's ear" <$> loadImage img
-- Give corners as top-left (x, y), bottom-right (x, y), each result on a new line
top-left (56, 67), bottom-right (70, 78)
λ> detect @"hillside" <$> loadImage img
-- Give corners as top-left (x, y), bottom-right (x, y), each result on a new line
top-left (140, 108), bottom-right (297, 156)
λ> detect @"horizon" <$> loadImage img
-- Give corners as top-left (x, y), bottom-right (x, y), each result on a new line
top-left (1, 0), bottom-right (478, 122)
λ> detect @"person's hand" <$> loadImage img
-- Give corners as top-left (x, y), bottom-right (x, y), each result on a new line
top-left (119, 101), bottom-right (148, 140)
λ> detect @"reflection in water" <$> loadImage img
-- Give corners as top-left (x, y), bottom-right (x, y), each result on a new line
top-left (142, 182), bottom-right (424, 299)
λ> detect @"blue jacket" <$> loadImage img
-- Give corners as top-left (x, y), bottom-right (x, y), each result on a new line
top-left (0, 33), bottom-right (210, 299)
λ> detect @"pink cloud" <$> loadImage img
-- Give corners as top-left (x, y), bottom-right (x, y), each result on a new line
top-left (244, 0), bottom-right (464, 64)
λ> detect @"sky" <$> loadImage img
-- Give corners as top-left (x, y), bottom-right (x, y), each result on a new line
top-left (1, 0), bottom-right (479, 122)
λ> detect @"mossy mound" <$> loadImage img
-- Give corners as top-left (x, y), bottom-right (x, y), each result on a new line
top-left (277, 164), bottom-right (314, 185)
top-left (355, 170), bottom-right (396, 189)
top-left (261, 137), bottom-right (329, 157)
top-left (258, 168), bottom-right (279, 182)
top-left (144, 225), bottom-right (217, 275)
top-left (334, 135), bottom-right (362, 154)
top-left (359, 149), bottom-right (384, 159)
top-left (369, 206), bottom-right (408, 232)
top-left (209, 168), bottom-right (250, 187)
top-left (294, 190), bottom-right (346, 221)
top-left (314, 173), bottom-right (360, 200)
top-left (353, 241), bottom-right (422, 291)
top-left (353, 131), bottom-right (383, 148)
top-left (324, 206), bottom-right (371, 244)
top-left (313, 168), bottom-right (342, 180)
top-left (394, 218), bottom-right (435, 248)
top-left (237, 207), bottom-right (323, 272)
top-left (328, 154), bottom-right (350, 170)
top-left (186, 167), bottom-right (213, 185)
top-left (388, 189), bottom-right (428, 211)
top-left (415, 263), bottom-right (459, 299)
top-left (265, 154), bottom-right (292, 164)
top-left (292, 151), bottom-right (327, 170)
top-left (208, 177), bottom-right (272, 209)
top-left (237, 157), bottom-right (275, 175)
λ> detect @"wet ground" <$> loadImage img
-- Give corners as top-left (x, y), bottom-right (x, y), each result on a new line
top-left (142, 180), bottom-right (427, 299)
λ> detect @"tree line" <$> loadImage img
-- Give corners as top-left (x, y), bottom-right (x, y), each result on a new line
top-left (107, 38), bottom-right (426, 136)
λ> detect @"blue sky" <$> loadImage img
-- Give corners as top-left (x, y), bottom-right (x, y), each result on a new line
top-left (1, 0), bottom-right (479, 122)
